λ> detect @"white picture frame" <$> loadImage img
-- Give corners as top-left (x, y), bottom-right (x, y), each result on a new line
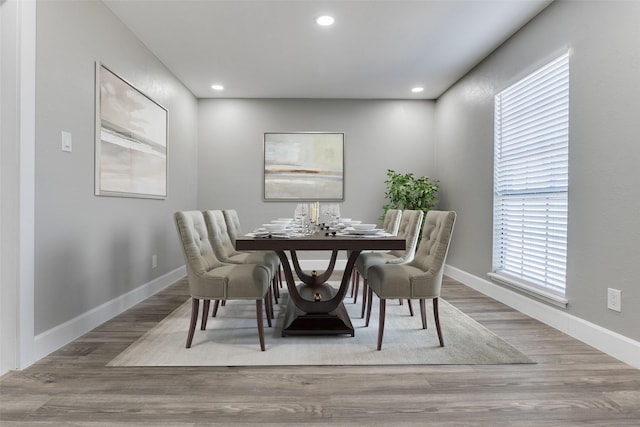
top-left (264, 132), bottom-right (344, 201)
top-left (95, 63), bottom-right (168, 199)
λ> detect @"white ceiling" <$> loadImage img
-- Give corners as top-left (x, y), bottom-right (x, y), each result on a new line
top-left (103, 0), bottom-right (553, 100)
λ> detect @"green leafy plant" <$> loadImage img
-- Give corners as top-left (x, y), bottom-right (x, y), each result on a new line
top-left (381, 169), bottom-right (439, 220)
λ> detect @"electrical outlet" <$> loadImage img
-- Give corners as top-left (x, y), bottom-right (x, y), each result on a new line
top-left (151, 254), bottom-right (157, 269)
top-left (607, 288), bottom-right (621, 312)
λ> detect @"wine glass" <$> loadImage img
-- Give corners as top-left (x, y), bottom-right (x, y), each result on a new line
top-left (295, 203), bottom-right (309, 233)
top-left (320, 204), bottom-right (331, 227)
top-left (293, 203), bottom-right (304, 230)
top-left (328, 203), bottom-right (341, 226)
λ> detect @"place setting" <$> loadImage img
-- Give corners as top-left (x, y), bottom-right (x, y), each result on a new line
top-left (244, 203), bottom-right (388, 238)
top-left (337, 220), bottom-right (392, 238)
top-left (245, 218), bottom-right (299, 238)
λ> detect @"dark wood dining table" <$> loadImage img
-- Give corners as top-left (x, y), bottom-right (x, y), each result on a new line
top-left (235, 230), bottom-right (405, 337)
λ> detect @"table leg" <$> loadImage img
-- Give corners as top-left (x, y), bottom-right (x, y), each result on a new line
top-left (275, 249), bottom-right (361, 336)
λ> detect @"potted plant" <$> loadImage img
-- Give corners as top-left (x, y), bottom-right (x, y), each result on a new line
top-left (381, 169), bottom-right (439, 220)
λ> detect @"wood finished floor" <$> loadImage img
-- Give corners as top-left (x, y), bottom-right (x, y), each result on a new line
top-left (1, 275), bottom-right (639, 426)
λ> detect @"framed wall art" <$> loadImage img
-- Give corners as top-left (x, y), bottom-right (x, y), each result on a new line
top-left (264, 132), bottom-right (344, 201)
top-left (95, 62), bottom-right (168, 199)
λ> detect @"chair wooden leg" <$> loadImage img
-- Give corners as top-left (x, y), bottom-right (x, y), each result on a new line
top-left (420, 299), bottom-right (427, 329)
top-left (278, 265), bottom-right (283, 288)
top-left (256, 300), bottom-right (265, 351)
top-left (353, 271), bottom-right (360, 304)
top-left (272, 276), bottom-right (279, 304)
top-left (271, 288), bottom-right (274, 318)
top-left (433, 298), bottom-right (444, 347)
top-left (377, 299), bottom-right (386, 351)
top-left (360, 279), bottom-right (368, 318)
top-left (264, 288), bottom-right (273, 328)
top-left (211, 300), bottom-right (220, 317)
top-left (365, 287), bottom-right (374, 327)
top-left (270, 286), bottom-right (275, 321)
top-left (186, 298), bottom-right (199, 348)
top-left (201, 299), bottom-right (210, 330)
top-left (264, 292), bottom-right (270, 325)
top-left (407, 299), bottom-right (414, 317)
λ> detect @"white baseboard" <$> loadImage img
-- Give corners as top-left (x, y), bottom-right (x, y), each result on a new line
top-left (32, 262), bottom-right (638, 370)
top-left (33, 266), bottom-right (186, 362)
top-left (33, 260), bottom-right (336, 364)
top-left (445, 265), bottom-right (640, 369)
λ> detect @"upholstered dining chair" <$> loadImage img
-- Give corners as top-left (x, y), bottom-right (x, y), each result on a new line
top-left (222, 209), bottom-right (243, 248)
top-left (203, 210), bottom-right (280, 308)
top-left (353, 209), bottom-right (424, 318)
top-left (382, 209), bottom-right (403, 236)
top-left (365, 210), bottom-right (456, 350)
top-left (350, 209), bottom-right (403, 299)
top-left (223, 208), bottom-right (284, 299)
top-left (174, 210), bottom-right (272, 351)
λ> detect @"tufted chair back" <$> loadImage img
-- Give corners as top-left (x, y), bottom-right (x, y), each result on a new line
top-left (382, 209), bottom-right (402, 235)
top-left (387, 209), bottom-right (424, 263)
top-left (174, 211), bottom-right (227, 298)
top-left (174, 210), bottom-right (272, 351)
top-left (408, 210), bottom-right (457, 297)
top-left (223, 209), bottom-right (242, 246)
top-left (365, 210), bottom-right (456, 350)
top-left (203, 210), bottom-right (241, 261)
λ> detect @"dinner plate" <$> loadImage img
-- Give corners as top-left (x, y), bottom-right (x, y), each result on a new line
top-left (343, 228), bottom-right (385, 235)
top-left (247, 231), bottom-right (292, 238)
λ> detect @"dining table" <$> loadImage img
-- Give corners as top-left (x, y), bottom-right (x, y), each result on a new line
top-left (235, 228), bottom-right (405, 337)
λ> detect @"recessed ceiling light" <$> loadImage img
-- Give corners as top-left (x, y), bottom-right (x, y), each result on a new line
top-left (316, 15), bottom-right (335, 26)
top-left (411, 87), bottom-right (424, 93)
top-left (211, 84), bottom-right (224, 91)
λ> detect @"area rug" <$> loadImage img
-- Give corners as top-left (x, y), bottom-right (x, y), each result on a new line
top-left (108, 284), bottom-right (534, 367)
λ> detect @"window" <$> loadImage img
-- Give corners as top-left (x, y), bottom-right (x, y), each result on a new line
top-left (491, 53), bottom-right (569, 305)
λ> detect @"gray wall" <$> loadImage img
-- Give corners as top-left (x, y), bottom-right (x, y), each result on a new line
top-left (197, 99), bottom-right (436, 233)
top-left (34, 1), bottom-right (198, 334)
top-left (435, 0), bottom-right (640, 340)
top-left (28, 0), bottom-right (640, 350)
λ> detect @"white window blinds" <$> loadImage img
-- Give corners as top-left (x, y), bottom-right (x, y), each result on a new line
top-left (492, 53), bottom-right (569, 298)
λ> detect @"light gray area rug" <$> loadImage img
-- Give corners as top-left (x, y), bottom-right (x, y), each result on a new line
top-left (109, 285), bottom-right (534, 367)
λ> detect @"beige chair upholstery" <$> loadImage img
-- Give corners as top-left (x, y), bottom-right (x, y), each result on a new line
top-left (204, 210), bottom-right (279, 273)
top-left (222, 209), bottom-right (284, 301)
top-left (353, 210), bottom-right (424, 317)
top-left (366, 210), bottom-right (456, 350)
top-left (382, 209), bottom-right (402, 236)
top-left (204, 209), bottom-right (281, 307)
top-left (349, 209), bottom-right (402, 300)
top-left (174, 210), bottom-right (272, 351)
top-left (222, 209), bottom-right (242, 247)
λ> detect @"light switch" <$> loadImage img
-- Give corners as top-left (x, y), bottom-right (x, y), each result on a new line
top-left (61, 131), bottom-right (72, 152)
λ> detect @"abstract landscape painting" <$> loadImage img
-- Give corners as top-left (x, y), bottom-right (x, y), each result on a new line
top-left (95, 63), bottom-right (167, 199)
top-left (264, 132), bottom-right (344, 201)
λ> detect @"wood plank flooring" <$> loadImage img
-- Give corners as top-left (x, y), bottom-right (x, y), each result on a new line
top-left (1, 275), bottom-right (639, 426)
